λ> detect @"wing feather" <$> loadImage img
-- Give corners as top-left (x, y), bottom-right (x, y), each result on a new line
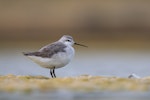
top-left (23, 42), bottom-right (66, 58)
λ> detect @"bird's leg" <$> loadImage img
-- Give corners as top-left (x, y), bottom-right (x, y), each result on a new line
top-left (53, 67), bottom-right (56, 78)
top-left (50, 69), bottom-right (54, 78)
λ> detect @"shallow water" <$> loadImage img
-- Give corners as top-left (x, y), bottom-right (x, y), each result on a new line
top-left (1, 91), bottom-right (150, 100)
top-left (0, 41), bottom-right (150, 78)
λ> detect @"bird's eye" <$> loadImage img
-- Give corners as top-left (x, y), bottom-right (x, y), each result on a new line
top-left (67, 40), bottom-right (71, 42)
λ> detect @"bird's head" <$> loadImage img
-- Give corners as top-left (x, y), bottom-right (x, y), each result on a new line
top-left (59, 35), bottom-right (88, 47)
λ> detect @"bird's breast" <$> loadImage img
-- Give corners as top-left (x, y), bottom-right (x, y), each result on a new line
top-left (43, 46), bottom-right (74, 68)
top-left (54, 46), bottom-right (75, 64)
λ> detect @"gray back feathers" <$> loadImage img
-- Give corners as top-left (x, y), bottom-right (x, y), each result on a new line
top-left (23, 42), bottom-right (67, 58)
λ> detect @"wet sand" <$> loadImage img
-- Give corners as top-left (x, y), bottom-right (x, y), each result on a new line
top-left (0, 74), bottom-right (150, 92)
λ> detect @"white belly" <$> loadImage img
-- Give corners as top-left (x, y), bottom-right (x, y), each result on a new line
top-left (27, 46), bottom-right (75, 69)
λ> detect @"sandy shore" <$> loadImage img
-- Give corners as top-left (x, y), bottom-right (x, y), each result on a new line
top-left (0, 74), bottom-right (150, 92)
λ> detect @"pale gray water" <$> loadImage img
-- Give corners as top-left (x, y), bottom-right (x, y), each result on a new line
top-left (0, 41), bottom-right (150, 77)
top-left (1, 91), bottom-right (150, 100)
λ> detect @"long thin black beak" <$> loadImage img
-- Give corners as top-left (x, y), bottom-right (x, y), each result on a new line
top-left (74, 43), bottom-right (88, 47)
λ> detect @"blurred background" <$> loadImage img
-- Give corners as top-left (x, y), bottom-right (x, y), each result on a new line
top-left (0, 1), bottom-right (150, 77)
